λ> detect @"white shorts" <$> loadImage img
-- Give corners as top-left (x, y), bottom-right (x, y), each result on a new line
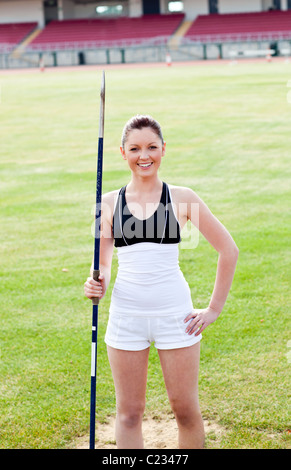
top-left (104, 312), bottom-right (202, 351)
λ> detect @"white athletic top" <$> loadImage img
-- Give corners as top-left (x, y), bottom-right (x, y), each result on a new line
top-left (110, 243), bottom-right (193, 317)
top-left (109, 183), bottom-right (194, 317)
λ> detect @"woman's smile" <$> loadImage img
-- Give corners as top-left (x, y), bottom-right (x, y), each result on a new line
top-left (137, 162), bottom-right (153, 169)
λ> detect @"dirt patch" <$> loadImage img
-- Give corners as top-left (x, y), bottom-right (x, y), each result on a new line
top-left (74, 414), bottom-right (224, 449)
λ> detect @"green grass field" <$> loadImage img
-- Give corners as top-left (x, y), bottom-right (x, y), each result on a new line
top-left (0, 60), bottom-right (290, 449)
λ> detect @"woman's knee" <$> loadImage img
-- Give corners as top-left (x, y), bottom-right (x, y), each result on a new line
top-left (170, 398), bottom-right (202, 427)
top-left (117, 403), bottom-right (145, 429)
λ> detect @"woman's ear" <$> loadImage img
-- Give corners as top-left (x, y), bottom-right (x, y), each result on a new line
top-left (162, 141), bottom-right (166, 157)
top-left (120, 146), bottom-right (127, 160)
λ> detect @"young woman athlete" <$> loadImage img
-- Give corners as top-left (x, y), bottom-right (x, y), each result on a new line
top-left (84, 115), bottom-right (239, 449)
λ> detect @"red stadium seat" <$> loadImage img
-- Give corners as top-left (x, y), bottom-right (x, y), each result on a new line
top-left (28, 14), bottom-right (185, 49)
top-left (184, 10), bottom-right (291, 42)
top-left (0, 22), bottom-right (38, 48)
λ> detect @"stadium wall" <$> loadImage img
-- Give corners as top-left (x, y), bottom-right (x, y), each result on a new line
top-left (57, 0), bottom-right (288, 22)
top-left (0, 0), bottom-right (44, 27)
top-left (1, 0), bottom-right (290, 26)
top-left (219, 0), bottom-right (262, 14)
top-left (2, 37), bottom-right (290, 70)
top-left (61, 0), bottom-right (75, 20)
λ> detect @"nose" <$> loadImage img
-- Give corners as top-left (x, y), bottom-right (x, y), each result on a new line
top-left (139, 150), bottom-right (150, 160)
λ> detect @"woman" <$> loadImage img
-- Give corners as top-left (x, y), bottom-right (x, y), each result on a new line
top-left (84, 115), bottom-right (239, 449)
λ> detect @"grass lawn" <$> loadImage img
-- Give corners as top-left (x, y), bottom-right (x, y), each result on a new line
top-left (0, 60), bottom-right (290, 449)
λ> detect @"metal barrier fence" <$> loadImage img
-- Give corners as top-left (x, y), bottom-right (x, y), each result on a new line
top-left (0, 38), bottom-right (290, 69)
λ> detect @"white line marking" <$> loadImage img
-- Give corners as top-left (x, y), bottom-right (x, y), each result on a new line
top-left (91, 342), bottom-right (96, 377)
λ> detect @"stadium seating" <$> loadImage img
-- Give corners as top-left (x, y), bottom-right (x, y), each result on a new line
top-left (29, 14), bottom-right (185, 49)
top-left (0, 22), bottom-right (37, 49)
top-left (184, 10), bottom-right (291, 41)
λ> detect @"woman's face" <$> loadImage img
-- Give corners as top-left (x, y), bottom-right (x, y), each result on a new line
top-left (120, 127), bottom-right (166, 177)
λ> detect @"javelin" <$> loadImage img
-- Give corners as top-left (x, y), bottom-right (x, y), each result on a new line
top-left (89, 70), bottom-right (105, 450)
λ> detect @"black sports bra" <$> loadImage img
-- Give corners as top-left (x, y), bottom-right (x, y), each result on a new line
top-left (112, 182), bottom-right (181, 247)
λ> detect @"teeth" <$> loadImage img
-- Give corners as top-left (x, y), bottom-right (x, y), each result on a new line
top-left (139, 163), bottom-right (152, 167)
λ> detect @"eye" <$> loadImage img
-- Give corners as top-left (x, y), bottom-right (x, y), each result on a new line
top-left (130, 147), bottom-right (137, 151)
top-left (149, 146), bottom-right (157, 150)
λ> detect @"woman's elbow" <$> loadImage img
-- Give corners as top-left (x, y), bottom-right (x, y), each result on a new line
top-left (220, 241), bottom-right (239, 260)
top-left (233, 241), bottom-right (239, 256)
top-left (229, 242), bottom-right (239, 262)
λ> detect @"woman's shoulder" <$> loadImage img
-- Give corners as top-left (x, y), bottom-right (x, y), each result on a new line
top-left (102, 189), bottom-right (120, 204)
top-left (101, 189), bottom-right (121, 216)
top-left (100, 189), bottom-right (122, 225)
top-left (168, 183), bottom-right (200, 204)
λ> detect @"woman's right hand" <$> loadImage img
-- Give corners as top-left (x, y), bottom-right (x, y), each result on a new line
top-left (84, 273), bottom-right (105, 300)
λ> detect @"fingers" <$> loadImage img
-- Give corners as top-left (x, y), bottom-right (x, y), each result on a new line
top-left (184, 308), bottom-right (203, 323)
top-left (184, 310), bottom-right (204, 336)
top-left (84, 277), bottom-right (103, 299)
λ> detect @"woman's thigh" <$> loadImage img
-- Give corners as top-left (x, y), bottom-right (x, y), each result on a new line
top-left (107, 345), bottom-right (150, 411)
top-left (158, 342), bottom-right (201, 408)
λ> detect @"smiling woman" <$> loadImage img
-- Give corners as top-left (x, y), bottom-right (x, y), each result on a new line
top-left (120, 116), bottom-right (165, 193)
top-left (121, 126), bottom-right (165, 177)
top-left (84, 114), bottom-right (239, 449)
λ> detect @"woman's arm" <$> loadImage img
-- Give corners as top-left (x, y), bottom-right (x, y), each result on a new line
top-left (84, 191), bottom-right (116, 300)
top-left (181, 187), bottom-right (239, 335)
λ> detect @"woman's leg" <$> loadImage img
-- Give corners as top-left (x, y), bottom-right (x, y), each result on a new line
top-left (107, 345), bottom-right (150, 449)
top-left (158, 342), bottom-right (205, 449)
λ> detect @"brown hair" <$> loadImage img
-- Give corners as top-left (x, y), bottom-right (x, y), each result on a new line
top-left (121, 115), bottom-right (164, 149)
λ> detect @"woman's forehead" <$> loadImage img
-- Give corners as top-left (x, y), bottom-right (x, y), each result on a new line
top-left (125, 127), bottom-right (160, 142)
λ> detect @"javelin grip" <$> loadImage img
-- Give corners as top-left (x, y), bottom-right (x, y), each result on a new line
top-left (92, 269), bottom-right (100, 305)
